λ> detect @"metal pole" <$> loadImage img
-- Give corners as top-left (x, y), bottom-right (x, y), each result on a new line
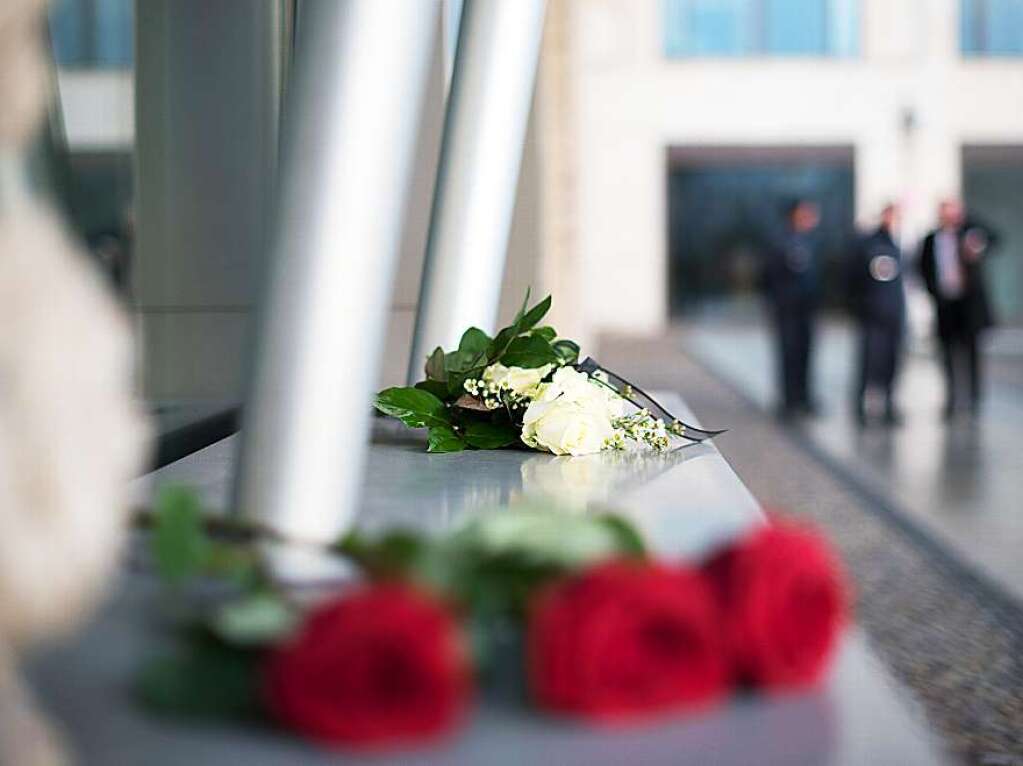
top-left (408, 0), bottom-right (547, 383)
top-left (234, 0), bottom-right (439, 544)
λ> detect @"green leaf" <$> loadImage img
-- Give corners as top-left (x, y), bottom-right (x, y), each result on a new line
top-left (486, 327), bottom-right (516, 363)
top-left (458, 327), bottom-right (491, 359)
top-left (375, 387), bottom-right (451, 429)
top-left (519, 294), bottom-right (552, 331)
top-left (446, 367), bottom-right (485, 398)
top-left (424, 346), bottom-right (447, 382)
top-left (552, 339), bottom-right (580, 365)
top-left (486, 290), bottom-right (533, 362)
top-left (463, 421), bottom-right (521, 450)
top-left (203, 543), bottom-right (261, 589)
top-left (453, 505), bottom-right (639, 570)
top-left (336, 529), bottom-right (429, 580)
top-left (209, 592), bottom-right (298, 648)
top-left (507, 288), bottom-right (532, 327)
top-left (597, 514), bottom-right (647, 558)
top-left (136, 636), bottom-right (261, 720)
top-left (150, 486), bottom-right (211, 586)
top-left (531, 326), bottom-right (557, 342)
top-left (414, 379), bottom-right (450, 400)
top-left (428, 424), bottom-right (467, 453)
top-left (501, 335), bottom-right (560, 368)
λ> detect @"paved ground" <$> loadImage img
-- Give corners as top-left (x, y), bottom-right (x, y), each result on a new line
top-left (598, 333), bottom-right (1023, 766)
top-left (682, 318), bottom-right (1023, 601)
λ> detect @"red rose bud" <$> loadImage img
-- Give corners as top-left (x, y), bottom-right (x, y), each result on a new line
top-left (527, 560), bottom-right (728, 721)
top-left (706, 519), bottom-right (848, 691)
top-left (264, 584), bottom-right (472, 749)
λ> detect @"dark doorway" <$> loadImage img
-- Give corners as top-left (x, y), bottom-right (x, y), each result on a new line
top-left (667, 146), bottom-right (856, 318)
top-left (963, 145), bottom-right (1023, 325)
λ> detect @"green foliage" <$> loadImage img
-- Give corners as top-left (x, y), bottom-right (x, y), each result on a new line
top-left (552, 339), bottom-right (581, 366)
top-left (597, 514), bottom-right (647, 558)
top-left (532, 326), bottom-right (557, 342)
top-left (427, 424), bottom-right (467, 453)
top-left (424, 346), bottom-right (447, 382)
top-left (374, 387), bottom-right (451, 429)
top-left (336, 529), bottom-right (433, 580)
top-left (518, 294), bottom-right (552, 331)
top-left (136, 634), bottom-right (262, 720)
top-left (339, 504), bottom-right (647, 620)
top-left (457, 327), bottom-right (491, 359)
top-left (376, 291), bottom-right (570, 452)
top-left (501, 334), bottom-right (560, 369)
top-left (151, 486), bottom-right (212, 585)
top-left (486, 290), bottom-right (551, 362)
top-left (414, 379), bottom-right (449, 400)
top-left (463, 421), bottom-right (521, 449)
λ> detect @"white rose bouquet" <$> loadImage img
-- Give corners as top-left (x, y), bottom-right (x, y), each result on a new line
top-left (375, 293), bottom-right (721, 455)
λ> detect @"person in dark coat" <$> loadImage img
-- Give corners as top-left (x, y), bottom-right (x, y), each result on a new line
top-left (918, 199), bottom-right (1000, 418)
top-left (848, 203), bottom-right (906, 425)
top-left (763, 198), bottom-right (822, 418)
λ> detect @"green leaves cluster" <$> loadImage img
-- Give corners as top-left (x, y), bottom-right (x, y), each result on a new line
top-left (375, 291), bottom-right (581, 453)
top-left (338, 504), bottom-right (646, 621)
top-left (139, 487), bottom-right (297, 720)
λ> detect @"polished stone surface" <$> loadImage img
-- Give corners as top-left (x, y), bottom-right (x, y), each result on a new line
top-left (141, 395), bottom-right (761, 562)
top-left (28, 393), bottom-right (947, 764)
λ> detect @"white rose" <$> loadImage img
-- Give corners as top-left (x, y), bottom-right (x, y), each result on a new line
top-left (535, 366), bottom-right (624, 418)
top-left (483, 362), bottom-right (552, 399)
top-left (521, 397), bottom-right (615, 456)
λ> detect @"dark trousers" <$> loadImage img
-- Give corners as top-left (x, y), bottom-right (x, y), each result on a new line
top-left (937, 299), bottom-right (982, 412)
top-left (940, 332), bottom-right (981, 411)
top-left (856, 319), bottom-right (902, 411)
top-left (774, 303), bottom-right (814, 410)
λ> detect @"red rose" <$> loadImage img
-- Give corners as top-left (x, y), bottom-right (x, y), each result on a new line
top-left (264, 583), bottom-right (472, 748)
top-left (706, 519), bottom-right (848, 690)
top-left (527, 560), bottom-right (728, 721)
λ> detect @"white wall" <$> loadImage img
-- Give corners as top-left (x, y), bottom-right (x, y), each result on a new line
top-left (56, 70), bottom-right (133, 151)
top-left (565, 0), bottom-right (1023, 337)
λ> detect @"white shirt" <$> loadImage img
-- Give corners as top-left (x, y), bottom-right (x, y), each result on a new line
top-left (935, 229), bottom-right (963, 299)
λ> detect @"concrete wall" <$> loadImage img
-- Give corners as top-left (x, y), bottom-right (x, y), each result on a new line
top-left (133, 1), bottom-right (282, 401)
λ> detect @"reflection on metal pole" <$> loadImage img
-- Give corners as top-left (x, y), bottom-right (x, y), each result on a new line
top-left (234, 0), bottom-right (439, 544)
top-left (408, 0), bottom-right (547, 383)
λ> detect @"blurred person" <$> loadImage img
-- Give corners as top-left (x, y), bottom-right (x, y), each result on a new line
top-left (847, 203), bottom-right (905, 426)
top-left (762, 198), bottom-right (822, 418)
top-left (918, 199), bottom-right (1000, 419)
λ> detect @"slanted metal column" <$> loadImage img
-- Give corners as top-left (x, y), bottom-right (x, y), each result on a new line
top-left (408, 0), bottom-right (547, 382)
top-left (234, 0), bottom-right (439, 544)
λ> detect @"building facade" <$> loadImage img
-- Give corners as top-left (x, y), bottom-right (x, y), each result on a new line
top-left (535, 0), bottom-right (1023, 338)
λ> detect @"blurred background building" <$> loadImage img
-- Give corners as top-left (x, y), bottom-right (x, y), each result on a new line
top-left (45, 0), bottom-right (1023, 407)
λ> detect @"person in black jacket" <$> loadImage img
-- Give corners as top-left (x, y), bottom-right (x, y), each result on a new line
top-left (918, 199), bottom-right (999, 418)
top-left (763, 198), bottom-right (822, 418)
top-left (848, 204), bottom-right (905, 425)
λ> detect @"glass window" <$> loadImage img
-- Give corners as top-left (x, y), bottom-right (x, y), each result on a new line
top-left (49, 0), bottom-right (133, 68)
top-left (962, 0), bottom-right (1023, 55)
top-left (663, 0), bottom-right (859, 57)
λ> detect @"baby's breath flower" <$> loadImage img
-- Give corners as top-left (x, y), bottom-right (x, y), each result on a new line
top-left (609, 410), bottom-right (673, 452)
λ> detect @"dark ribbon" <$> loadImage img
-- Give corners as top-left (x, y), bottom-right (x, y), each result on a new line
top-left (575, 357), bottom-right (726, 443)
